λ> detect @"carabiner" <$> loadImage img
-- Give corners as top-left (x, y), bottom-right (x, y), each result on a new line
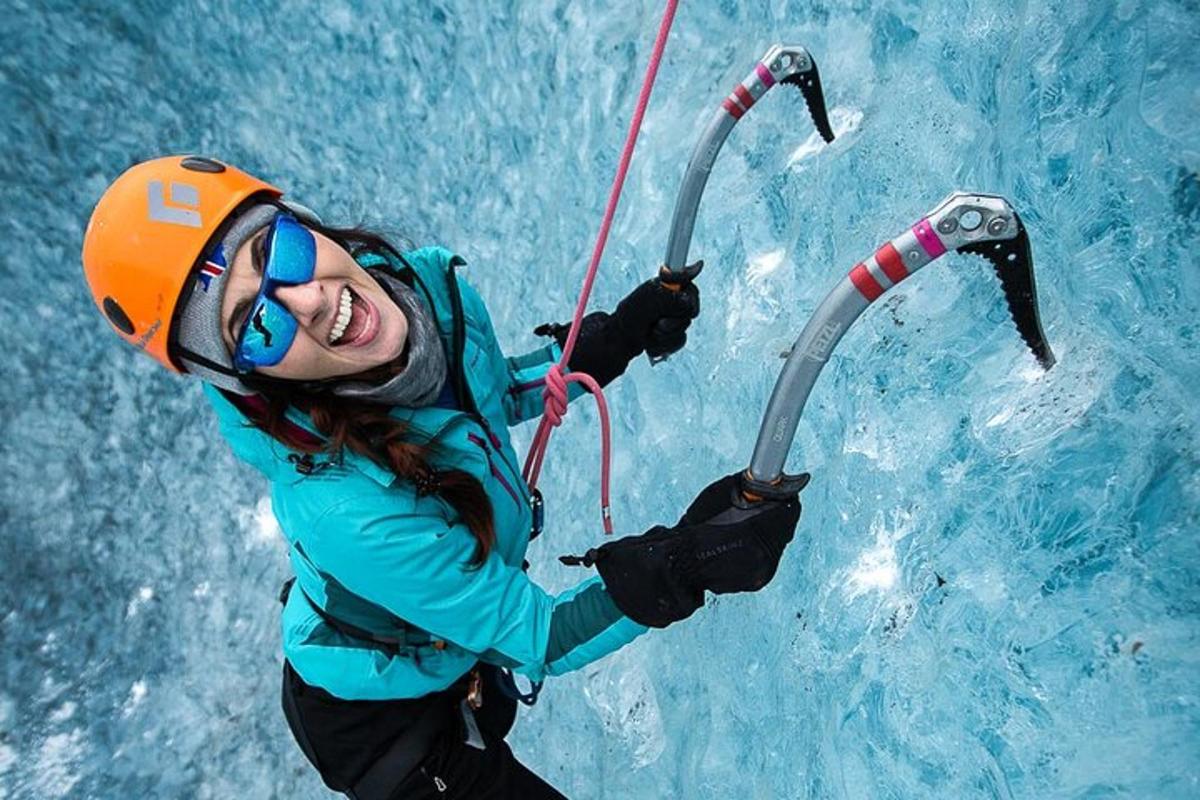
top-left (529, 487), bottom-right (545, 541)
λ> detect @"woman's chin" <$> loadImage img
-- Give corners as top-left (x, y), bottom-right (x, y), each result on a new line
top-left (359, 326), bottom-right (408, 373)
top-left (376, 312), bottom-right (409, 366)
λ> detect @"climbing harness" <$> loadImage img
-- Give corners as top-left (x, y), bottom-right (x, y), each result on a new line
top-left (743, 192), bottom-right (1055, 492)
top-left (525, 31), bottom-right (837, 533)
top-left (279, 577), bottom-right (541, 706)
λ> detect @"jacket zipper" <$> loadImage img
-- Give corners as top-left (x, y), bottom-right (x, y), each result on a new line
top-left (444, 259), bottom-right (532, 507)
top-left (420, 766), bottom-right (447, 793)
top-left (467, 433), bottom-right (520, 507)
top-left (400, 254), bottom-right (533, 508)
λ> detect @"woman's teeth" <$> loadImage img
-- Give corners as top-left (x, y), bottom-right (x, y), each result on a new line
top-left (329, 287), bottom-right (353, 344)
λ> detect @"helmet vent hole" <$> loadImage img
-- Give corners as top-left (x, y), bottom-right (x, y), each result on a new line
top-left (103, 297), bottom-right (135, 335)
top-left (181, 156), bottom-right (225, 174)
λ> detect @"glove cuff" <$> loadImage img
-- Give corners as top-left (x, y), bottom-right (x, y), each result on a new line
top-left (537, 312), bottom-right (639, 388)
top-left (587, 527), bottom-right (704, 628)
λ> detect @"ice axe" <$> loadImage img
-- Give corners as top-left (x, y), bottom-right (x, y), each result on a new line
top-left (648, 44), bottom-right (835, 361)
top-left (739, 191), bottom-right (1056, 499)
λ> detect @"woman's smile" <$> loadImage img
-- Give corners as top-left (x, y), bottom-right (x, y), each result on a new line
top-left (329, 285), bottom-right (380, 347)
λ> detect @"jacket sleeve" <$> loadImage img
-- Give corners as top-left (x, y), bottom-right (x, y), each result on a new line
top-left (500, 339), bottom-right (590, 426)
top-left (306, 491), bottom-right (648, 682)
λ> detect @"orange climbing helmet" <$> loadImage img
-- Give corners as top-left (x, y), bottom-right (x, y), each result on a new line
top-left (81, 156), bottom-right (282, 372)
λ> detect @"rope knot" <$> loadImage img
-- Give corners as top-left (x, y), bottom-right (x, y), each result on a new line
top-left (541, 365), bottom-right (569, 427)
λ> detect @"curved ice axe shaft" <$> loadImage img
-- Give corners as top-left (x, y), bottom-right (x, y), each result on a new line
top-left (649, 45), bottom-right (835, 362)
top-left (744, 192), bottom-right (1056, 489)
top-left (663, 45), bottom-right (834, 272)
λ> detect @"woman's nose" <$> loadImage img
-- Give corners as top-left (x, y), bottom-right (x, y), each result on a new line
top-left (272, 282), bottom-right (326, 328)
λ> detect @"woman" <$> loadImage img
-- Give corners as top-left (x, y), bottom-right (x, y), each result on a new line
top-left (82, 156), bottom-right (806, 799)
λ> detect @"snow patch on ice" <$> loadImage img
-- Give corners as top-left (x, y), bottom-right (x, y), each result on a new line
top-left (125, 586), bottom-right (154, 618)
top-left (746, 248), bottom-right (786, 285)
top-left (121, 681), bottom-right (148, 718)
top-left (238, 496), bottom-right (282, 549)
top-left (31, 730), bottom-right (84, 798)
top-left (845, 510), bottom-right (914, 600)
top-left (48, 702), bottom-right (76, 724)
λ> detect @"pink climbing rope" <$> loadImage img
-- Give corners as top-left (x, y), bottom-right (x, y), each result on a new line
top-left (522, 0), bottom-right (680, 536)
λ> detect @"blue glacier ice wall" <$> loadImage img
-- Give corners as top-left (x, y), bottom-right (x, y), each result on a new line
top-left (2, 0), bottom-right (1198, 797)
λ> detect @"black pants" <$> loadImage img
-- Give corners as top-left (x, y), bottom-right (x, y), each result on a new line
top-left (282, 662), bottom-right (568, 800)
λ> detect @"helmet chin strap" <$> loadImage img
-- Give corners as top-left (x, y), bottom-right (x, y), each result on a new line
top-left (173, 344), bottom-right (336, 397)
top-left (172, 346), bottom-right (241, 379)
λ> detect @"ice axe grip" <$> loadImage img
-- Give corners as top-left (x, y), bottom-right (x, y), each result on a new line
top-left (739, 470), bottom-right (811, 504)
top-left (657, 261), bottom-right (702, 291)
top-left (646, 261), bottom-right (703, 363)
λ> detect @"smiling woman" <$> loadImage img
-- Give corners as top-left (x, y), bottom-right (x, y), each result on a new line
top-left (78, 155), bottom-right (803, 799)
top-left (218, 215), bottom-right (411, 381)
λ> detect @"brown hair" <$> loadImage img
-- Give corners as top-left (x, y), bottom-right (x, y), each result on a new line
top-left (229, 221), bottom-right (495, 566)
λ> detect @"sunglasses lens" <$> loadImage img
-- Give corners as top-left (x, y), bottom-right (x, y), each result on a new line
top-left (231, 214), bottom-right (316, 373)
top-left (234, 297), bottom-right (299, 371)
top-left (266, 215), bottom-right (317, 284)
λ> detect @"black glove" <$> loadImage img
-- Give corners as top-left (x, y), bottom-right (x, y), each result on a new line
top-left (535, 261), bottom-right (702, 387)
top-left (673, 472), bottom-right (806, 595)
top-left (560, 471), bottom-right (807, 628)
top-left (616, 262), bottom-right (702, 360)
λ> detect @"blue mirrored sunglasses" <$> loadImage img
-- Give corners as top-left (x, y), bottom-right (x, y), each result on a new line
top-left (232, 213), bottom-right (317, 373)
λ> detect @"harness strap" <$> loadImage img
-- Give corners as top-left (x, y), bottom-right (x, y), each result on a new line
top-left (350, 700), bottom-right (456, 800)
top-left (279, 578), bottom-right (447, 655)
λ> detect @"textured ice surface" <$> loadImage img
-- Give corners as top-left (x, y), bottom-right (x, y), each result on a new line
top-left (2, 1), bottom-right (1199, 797)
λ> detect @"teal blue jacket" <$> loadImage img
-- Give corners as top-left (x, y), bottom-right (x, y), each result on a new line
top-left (203, 246), bottom-right (648, 700)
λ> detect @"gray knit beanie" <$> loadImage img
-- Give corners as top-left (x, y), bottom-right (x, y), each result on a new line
top-left (174, 203), bottom-right (279, 394)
